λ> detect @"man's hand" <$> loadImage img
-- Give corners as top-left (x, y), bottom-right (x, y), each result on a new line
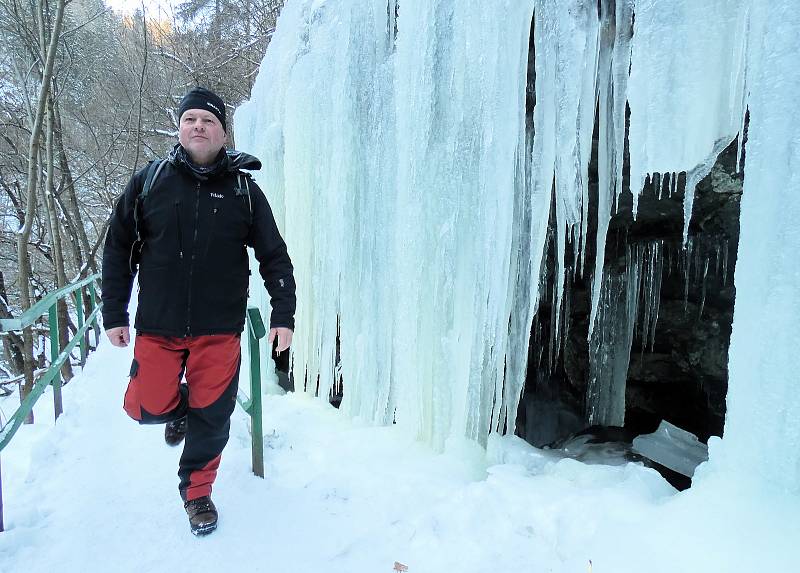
top-left (106, 326), bottom-right (130, 348)
top-left (268, 327), bottom-right (293, 354)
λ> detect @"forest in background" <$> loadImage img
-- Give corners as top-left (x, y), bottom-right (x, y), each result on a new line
top-left (0, 0), bottom-right (284, 415)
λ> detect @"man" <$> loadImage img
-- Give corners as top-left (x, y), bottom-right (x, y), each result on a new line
top-left (102, 87), bottom-right (296, 536)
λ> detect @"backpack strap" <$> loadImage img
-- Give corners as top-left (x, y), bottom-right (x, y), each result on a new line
top-left (235, 171), bottom-right (253, 224)
top-left (129, 159), bottom-right (166, 272)
top-left (133, 159), bottom-right (167, 240)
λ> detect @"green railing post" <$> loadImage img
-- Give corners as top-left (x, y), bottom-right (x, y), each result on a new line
top-left (88, 281), bottom-right (99, 347)
top-left (0, 455), bottom-right (4, 533)
top-left (49, 303), bottom-right (62, 420)
top-left (74, 288), bottom-right (87, 365)
top-left (247, 308), bottom-right (265, 478)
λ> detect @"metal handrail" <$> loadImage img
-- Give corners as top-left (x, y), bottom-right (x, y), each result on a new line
top-left (237, 306), bottom-right (266, 478)
top-left (0, 272), bottom-right (102, 532)
top-left (0, 274), bottom-right (99, 332)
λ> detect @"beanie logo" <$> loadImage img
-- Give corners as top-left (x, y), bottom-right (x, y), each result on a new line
top-left (206, 101), bottom-right (221, 114)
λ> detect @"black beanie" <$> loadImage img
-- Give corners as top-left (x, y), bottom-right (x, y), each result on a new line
top-left (178, 87), bottom-right (227, 132)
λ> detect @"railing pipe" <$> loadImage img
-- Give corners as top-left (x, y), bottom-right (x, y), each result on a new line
top-left (49, 303), bottom-right (63, 419)
top-left (88, 281), bottom-right (99, 346)
top-left (74, 288), bottom-right (87, 365)
top-left (0, 273), bottom-right (102, 533)
top-left (236, 307), bottom-right (266, 479)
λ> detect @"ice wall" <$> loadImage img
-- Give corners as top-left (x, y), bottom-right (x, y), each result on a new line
top-left (722, 1), bottom-right (800, 492)
top-left (238, 0), bottom-right (535, 448)
top-left (237, 0), bottom-right (800, 489)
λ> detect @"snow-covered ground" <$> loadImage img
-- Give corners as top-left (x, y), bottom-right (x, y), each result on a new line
top-left (0, 338), bottom-right (797, 573)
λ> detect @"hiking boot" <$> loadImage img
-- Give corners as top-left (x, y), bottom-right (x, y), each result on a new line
top-left (165, 416), bottom-right (187, 447)
top-left (184, 496), bottom-right (218, 536)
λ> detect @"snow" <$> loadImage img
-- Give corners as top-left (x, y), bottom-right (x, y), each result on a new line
top-left (1, 339), bottom-right (798, 572)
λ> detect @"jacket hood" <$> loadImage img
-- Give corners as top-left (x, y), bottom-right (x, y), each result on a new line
top-left (226, 150), bottom-right (261, 171)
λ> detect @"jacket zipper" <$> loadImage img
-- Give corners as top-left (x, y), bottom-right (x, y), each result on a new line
top-left (204, 204), bottom-right (218, 260)
top-left (185, 182), bottom-right (201, 336)
top-left (174, 201), bottom-right (184, 259)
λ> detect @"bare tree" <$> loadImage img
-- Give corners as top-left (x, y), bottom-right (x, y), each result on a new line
top-left (16, 0), bottom-right (69, 422)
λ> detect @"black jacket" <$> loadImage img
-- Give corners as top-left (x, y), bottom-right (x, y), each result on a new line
top-left (102, 146), bottom-right (296, 336)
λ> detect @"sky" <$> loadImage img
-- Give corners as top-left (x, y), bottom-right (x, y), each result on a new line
top-left (104, 0), bottom-right (175, 17)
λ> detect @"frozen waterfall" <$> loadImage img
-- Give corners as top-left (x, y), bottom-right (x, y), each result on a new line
top-left (236, 0), bottom-right (800, 490)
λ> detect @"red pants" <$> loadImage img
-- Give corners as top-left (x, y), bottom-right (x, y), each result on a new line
top-left (124, 333), bottom-right (240, 501)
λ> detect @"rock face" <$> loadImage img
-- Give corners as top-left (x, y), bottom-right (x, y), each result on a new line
top-left (516, 131), bottom-right (742, 447)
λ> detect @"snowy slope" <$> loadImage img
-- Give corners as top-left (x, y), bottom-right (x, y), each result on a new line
top-left (0, 338), bottom-right (797, 572)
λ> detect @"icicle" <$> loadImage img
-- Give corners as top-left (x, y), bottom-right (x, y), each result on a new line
top-left (535, 0), bottom-right (600, 364)
top-left (535, 318), bottom-right (544, 369)
top-left (588, 0), bottom-right (632, 341)
top-left (698, 258), bottom-right (709, 319)
top-left (387, 0), bottom-right (398, 49)
top-left (549, 277), bottom-right (559, 373)
top-left (683, 238), bottom-right (693, 312)
top-left (650, 241), bottom-right (663, 351)
top-left (722, 239), bottom-right (730, 285)
top-left (683, 137), bottom-right (732, 246)
top-left (666, 243), bottom-right (673, 277)
top-left (638, 240), bottom-right (663, 353)
top-left (586, 244), bottom-right (639, 427)
top-left (735, 5), bottom-right (751, 174)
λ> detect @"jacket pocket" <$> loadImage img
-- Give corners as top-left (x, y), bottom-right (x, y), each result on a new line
top-left (136, 265), bottom-right (185, 331)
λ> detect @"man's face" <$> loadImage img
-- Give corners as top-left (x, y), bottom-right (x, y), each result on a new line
top-left (178, 108), bottom-right (226, 165)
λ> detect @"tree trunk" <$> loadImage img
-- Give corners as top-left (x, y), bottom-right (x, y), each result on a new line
top-left (53, 102), bottom-right (93, 276)
top-left (17, 0), bottom-right (69, 424)
top-left (43, 96), bottom-right (73, 381)
top-left (0, 271), bottom-right (25, 376)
